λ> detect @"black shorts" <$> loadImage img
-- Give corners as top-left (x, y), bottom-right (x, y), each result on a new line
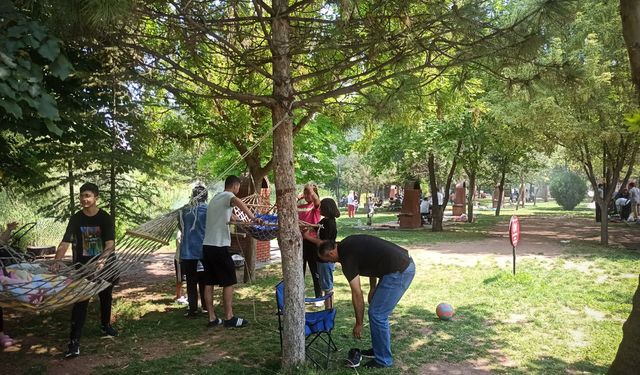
top-left (174, 259), bottom-right (186, 282)
top-left (202, 245), bottom-right (237, 287)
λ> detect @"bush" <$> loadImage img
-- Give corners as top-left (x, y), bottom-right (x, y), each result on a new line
top-left (549, 170), bottom-right (588, 210)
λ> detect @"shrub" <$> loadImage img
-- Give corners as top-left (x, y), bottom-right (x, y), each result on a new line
top-left (549, 170), bottom-right (588, 210)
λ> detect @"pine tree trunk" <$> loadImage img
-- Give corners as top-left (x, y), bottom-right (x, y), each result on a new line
top-left (609, 4), bottom-right (640, 372)
top-left (271, 0), bottom-right (305, 368)
top-left (609, 276), bottom-right (640, 374)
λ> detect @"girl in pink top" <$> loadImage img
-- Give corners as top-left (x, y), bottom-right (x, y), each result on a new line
top-left (297, 183), bottom-right (322, 297)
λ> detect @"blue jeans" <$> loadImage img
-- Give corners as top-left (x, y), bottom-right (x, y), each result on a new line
top-left (318, 262), bottom-right (335, 292)
top-left (368, 260), bottom-right (415, 367)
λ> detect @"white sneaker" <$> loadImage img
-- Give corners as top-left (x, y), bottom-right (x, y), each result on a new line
top-left (175, 296), bottom-right (188, 305)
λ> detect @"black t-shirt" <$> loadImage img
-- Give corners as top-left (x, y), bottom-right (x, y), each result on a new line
top-left (62, 209), bottom-right (115, 264)
top-left (318, 217), bottom-right (337, 242)
top-left (338, 234), bottom-right (411, 282)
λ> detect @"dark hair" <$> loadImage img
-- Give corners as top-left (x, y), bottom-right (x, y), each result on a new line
top-left (630, 182), bottom-right (636, 188)
top-left (318, 240), bottom-right (336, 257)
top-left (225, 175), bottom-right (241, 189)
top-left (320, 198), bottom-right (340, 218)
top-left (192, 185), bottom-right (208, 203)
top-left (79, 182), bottom-right (99, 196)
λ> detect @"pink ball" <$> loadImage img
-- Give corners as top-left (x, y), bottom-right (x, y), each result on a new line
top-left (436, 303), bottom-right (454, 320)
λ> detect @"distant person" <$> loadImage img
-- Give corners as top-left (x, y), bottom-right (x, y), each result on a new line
top-left (318, 235), bottom-right (415, 368)
top-left (347, 192), bottom-right (356, 218)
top-left (420, 197), bottom-right (431, 225)
top-left (51, 183), bottom-right (118, 359)
top-left (202, 175), bottom-right (260, 328)
top-left (179, 185), bottom-right (209, 317)
top-left (298, 183), bottom-right (322, 298)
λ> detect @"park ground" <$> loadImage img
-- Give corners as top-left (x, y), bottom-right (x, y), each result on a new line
top-left (1, 201), bottom-right (639, 375)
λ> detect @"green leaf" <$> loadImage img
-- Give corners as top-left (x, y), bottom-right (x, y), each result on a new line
top-left (27, 21), bottom-right (48, 41)
top-left (7, 25), bottom-right (27, 39)
top-left (37, 93), bottom-right (60, 120)
top-left (0, 82), bottom-right (15, 99)
top-left (0, 98), bottom-right (23, 119)
top-left (0, 51), bottom-right (17, 68)
top-left (49, 54), bottom-right (73, 79)
top-left (37, 39), bottom-right (60, 62)
top-left (45, 119), bottom-right (64, 136)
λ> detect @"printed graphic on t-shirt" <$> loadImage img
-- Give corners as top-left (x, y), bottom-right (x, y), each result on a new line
top-left (80, 226), bottom-right (103, 257)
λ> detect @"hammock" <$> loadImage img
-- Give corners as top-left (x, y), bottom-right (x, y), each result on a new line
top-left (0, 210), bottom-right (179, 313)
top-left (230, 194), bottom-right (317, 241)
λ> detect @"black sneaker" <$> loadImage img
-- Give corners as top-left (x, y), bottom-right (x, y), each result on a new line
top-left (100, 324), bottom-right (119, 337)
top-left (64, 340), bottom-right (80, 359)
top-left (363, 359), bottom-right (386, 368)
top-left (207, 318), bottom-right (223, 327)
top-left (224, 316), bottom-right (249, 328)
top-left (345, 348), bottom-right (361, 368)
top-left (361, 348), bottom-right (375, 358)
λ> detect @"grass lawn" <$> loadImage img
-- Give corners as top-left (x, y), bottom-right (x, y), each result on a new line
top-left (2, 200), bottom-right (638, 374)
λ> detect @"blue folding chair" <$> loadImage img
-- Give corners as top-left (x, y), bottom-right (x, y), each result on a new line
top-left (275, 280), bottom-right (338, 368)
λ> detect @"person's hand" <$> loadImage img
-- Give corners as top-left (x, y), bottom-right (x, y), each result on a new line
top-left (253, 217), bottom-right (264, 225)
top-left (6, 222), bottom-right (18, 231)
top-left (352, 323), bottom-right (363, 339)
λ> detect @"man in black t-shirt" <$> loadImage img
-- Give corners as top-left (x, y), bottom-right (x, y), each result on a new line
top-left (51, 183), bottom-right (118, 359)
top-left (318, 235), bottom-right (415, 368)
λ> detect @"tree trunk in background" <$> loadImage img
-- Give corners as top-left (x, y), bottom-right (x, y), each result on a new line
top-left (68, 160), bottom-right (75, 216)
top-left (427, 153), bottom-right (443, 231)
top-left (609, 276), bottom-right (640, 374)
top-left (467, 172), bottom-right (476, 223)
top-left (495, 168), bottom-right (506, 216)
top-left (271, 0), bottom-right (305, 368)
top-left (620, 0), bottom-right (640, 98)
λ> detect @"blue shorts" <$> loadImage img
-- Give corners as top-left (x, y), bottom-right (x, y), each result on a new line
top-left (318, 262), bottom-right (335, 292)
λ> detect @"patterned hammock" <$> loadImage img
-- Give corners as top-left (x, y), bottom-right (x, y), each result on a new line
top-left (0, 210), bottom-right (178, 313)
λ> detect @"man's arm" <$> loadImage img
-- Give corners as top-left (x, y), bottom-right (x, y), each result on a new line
top-left (349, 276), bottom-right (365, 338)
top-left (231, 197), bottom-right (262, 223)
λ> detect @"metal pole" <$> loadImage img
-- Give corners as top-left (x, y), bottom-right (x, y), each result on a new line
top-left (512, 245), bottom-right (516, 275)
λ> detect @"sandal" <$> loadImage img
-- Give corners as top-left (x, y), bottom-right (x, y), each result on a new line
top-left (0, 334), bottom-right (14, 348)
top-left (224, 316), bottom-right (249, 328)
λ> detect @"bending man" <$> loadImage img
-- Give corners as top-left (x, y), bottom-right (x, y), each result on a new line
top-left (317, 234), bottom-right (415, 368)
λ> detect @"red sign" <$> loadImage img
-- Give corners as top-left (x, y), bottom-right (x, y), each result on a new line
top-left (509, 216), bottom-right (520, 247)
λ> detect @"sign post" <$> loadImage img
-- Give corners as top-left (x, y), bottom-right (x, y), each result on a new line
top-left (509, 216), bottom-right (520, 275)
